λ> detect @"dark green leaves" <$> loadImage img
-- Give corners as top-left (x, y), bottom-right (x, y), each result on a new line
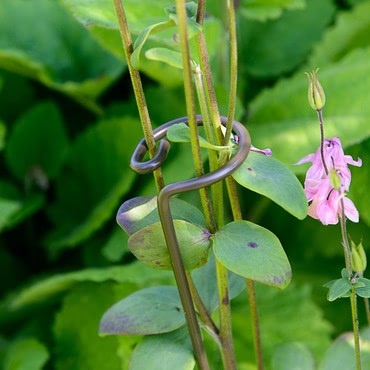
top-left (0, 0), bottom-right (123, 111)
top-left (213, 220), bottom-right (292, 289)
top-left (99, 286), bottom-right (185, 335)
top-left (233, 152), bottom-right (307, 219)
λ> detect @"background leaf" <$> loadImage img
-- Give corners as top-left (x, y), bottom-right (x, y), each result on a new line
top-left (271, 342), bottom-right (315, 370)
top-left (0, 0), bottom-right (123, 112)
top-left (5, 102), bottom-right (69, 183)
top-left (46, 117), bottom-right (143, 253)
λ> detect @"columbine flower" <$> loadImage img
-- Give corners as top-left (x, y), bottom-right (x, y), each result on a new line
top-left (296, 137), bottom-right (361, 225)
top-left (296, 137), bottom-right (362, 201)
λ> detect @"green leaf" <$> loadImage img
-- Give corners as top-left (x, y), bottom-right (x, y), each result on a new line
top-left (2, 338), bottom-right (49, 370)
top-left (54, 282), bottom-right (136, 370)
top-left (131, 20), bottom-right (174, 69)
top-left (128, 220), bottom-right (210, 270)
top-left (308, 1), bottom-right (370, 68)
top-left (5, 102), bottom-right (68, 183)
top-left (271, 342), bottom-right (315, 370)
top-left (0, 0), bottom-right (123, 112)
top-left (233, 152), bottom-right (307, 219)
top-left (318, 328), bottom-right (370, 370)
top-left (355, 278), bottom-right (370, 298)
top-left (248, 48), bottom-right (370, 171)
top-left (166, 123), bottom-right (231, 151)
top-left (101, 228), bottom-right (129, 262)
top-left (0, 121), bottom-right (5, 151)
top-left (191, 251), bottom-right (245, 313)
top-left (239, 0), bottom-right (306, 21)
top-left (145, 48), bottom-right (184, 70)
top-left (326, 278), bottom-right (351, 302)
top-left (213, 220), bottom-right (292, 288)
top-left (99, 286), bottom-right (185, 335)
top-left (117, 196), bottom-right (207, 235)
top-left (46, 117), bottom-right (143, 253)
top-left (2, 264), bottom-right (173, 318)
top-left (238, 0), bottom-right (334, 76)
top-left (129, 326), bottom-right (195, 370)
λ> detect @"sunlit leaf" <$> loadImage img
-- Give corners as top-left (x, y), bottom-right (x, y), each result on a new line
top-left (213, 220), bottom-right (292, 288)
top-left (128, 220), bottom-right (210, 270)
top-left (233, 152), bottom-right (307, 219)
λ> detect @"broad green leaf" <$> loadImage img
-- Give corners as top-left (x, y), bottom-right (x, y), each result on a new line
top-left (0, 0), bottom-right (123, 112)
top-left (213, 220), bottom-right (292, 288)
top-left (0, 181), bottom-right (44, 232)
top-left (239, 0), bottom-right (306, 21)
top-left (5, 102), bottom-right (69, 183)
top-left (117, 196), bottom-right (207, 235)
top-left (355, 278), bottom-right (370, 298)
top-left (308, 1), bottom-right (370, 68)
top-left (271, 342), bottom-right (315, 370)
top-left (318, 329), bottom-right (370, 370)
top-left (191, 251), bottom-right (245, 313)
top-left (326, 278), bottom-right (351, 302)
top-left (46, 117), bottom-right (142, 253)
top-left (233, 152), bottom-right (307, 219)
top-left (131, 20), bottom-right (174, 69)
top-left (2, 264), bottom-right (173, 318)
top-left (101, 228), bottom-right (129, 262)
top-left (166, 123), bottom-right (231, 151)
top-left (237, 0), bottom-right (334, 76)
top-left (99, 286), bottom-right (185, 335)
top-left (54, 282), bottom-right (137, 370)
top-left (145, 48), bottom-right (184, 70)
top-left (129, 326), bottom-right (195, 370)
top-left (128, 220), bottom-right (210, 270)
top-left (2, 338), bottom-right (49, 370)
top-left (248, 48), bottom-right (370, 171)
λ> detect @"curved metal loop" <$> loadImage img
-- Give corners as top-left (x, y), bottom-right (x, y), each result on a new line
top-left (130, 115), bottom-right (251, 179)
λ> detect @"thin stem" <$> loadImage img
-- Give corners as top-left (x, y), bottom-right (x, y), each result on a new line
top-left (246, 279), bottom-right (265, 370)
top-left (186, 271), bottom-right (219, 336)
top-left (223, 0), bottom-right (238, 146)
top-left (175, 0), bottom-right (216, 235)
top-left (215, 258), bottom-right (237, 370)
top-left (364, 298), bottom-right (370, 325)
top-left (351, 288), bottom-right (362, 370)
top-left (317, 109), bottom-right (329, 176)
top-left (113, 0), bottom-right (164, 191)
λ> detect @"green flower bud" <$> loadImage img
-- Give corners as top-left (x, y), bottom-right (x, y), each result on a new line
top-left (329, 169), bottom-right (341, 190)
top-left (306, 68), bottom-right (326, 111)
top-left (351, 240), bottom-right (367, 273)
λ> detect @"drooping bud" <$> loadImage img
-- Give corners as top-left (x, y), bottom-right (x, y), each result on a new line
top-left (351, 240), bottom-right (367, 274)
top-left (306, 68), bottom-right (326, 111)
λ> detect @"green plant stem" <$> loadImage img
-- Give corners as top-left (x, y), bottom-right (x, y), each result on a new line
top-left (226, 177), bottom-right (265, 370)
top-left (223, 0), bottom-right (238, 146)
top-left (175, 0), bottom-right (215, 235)
top-left (317, 109), bottom-right (329, 176)
top-left (351, 288), bottom-right (362, 370)
top-left (113, 0), bottom-right (164, 192)
top-left (246, 279), bottom-right (265, 370)
top-left (215, 258), bottom-right (237, 370)
top-left (364, 298), bottom-right (370, 325)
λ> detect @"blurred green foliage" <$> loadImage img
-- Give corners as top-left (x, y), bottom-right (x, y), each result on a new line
top-left (0, 0), bottom-right (370, 368)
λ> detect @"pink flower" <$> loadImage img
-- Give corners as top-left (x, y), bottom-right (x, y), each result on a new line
top-left (296, 137), bottom-right (361, 225)
top-left (296, 137), bottom-right (361, 201)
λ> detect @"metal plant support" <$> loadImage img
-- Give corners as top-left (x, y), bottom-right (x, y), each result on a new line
top-left (130, 115), bottom-right (251, 369)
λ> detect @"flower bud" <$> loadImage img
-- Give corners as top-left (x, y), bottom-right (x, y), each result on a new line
top-left (306, 69), bottom-right (326, 111)
top-left (351, 240), bottom-right (367, 274)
